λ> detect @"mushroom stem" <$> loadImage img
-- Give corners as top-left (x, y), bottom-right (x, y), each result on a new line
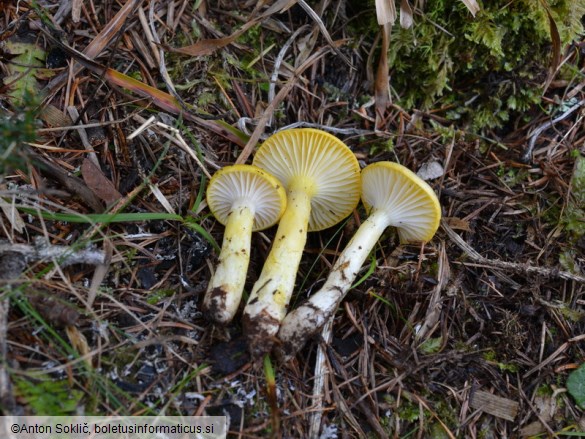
top-left (243, 186), bottom-right (313, 356)
top-left (203, 203), bottom-right (255, 323)
top-left (277, 208), bottom-right (390, 358)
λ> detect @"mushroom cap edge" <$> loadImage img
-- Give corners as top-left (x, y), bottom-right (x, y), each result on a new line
top-left (252, 128), bottom-right (361, 231)
top-left (361, 161), bottom-right (441, 243)
top-left (206, 164), bottom-right (287, 231)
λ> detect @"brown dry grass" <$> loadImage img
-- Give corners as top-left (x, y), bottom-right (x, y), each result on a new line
top-left (1, 1), bottom-right (585, 438)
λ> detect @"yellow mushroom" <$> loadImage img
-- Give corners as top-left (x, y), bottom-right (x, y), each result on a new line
top-left (242, 128), bottom-right (361, 357)
top-left (203, 165), bottom-right (286, 324)
top-left (277, 161), bottom-right (441, 359)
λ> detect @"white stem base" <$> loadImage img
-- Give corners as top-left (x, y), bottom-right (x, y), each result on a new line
top-left (277, 209), bottom-right (389, 359)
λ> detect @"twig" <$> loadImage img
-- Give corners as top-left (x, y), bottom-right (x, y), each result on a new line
top-left (442, 220), bottom-right (585, 283)
top-left (0, 237), bottom-right (105, 411)
top-left (37, 112), bottom-right (136, 132)
top-left (308, 319), bottom-right (333, 439)
top-left (0, 238), bottom-right (106, 270)
top-left (279, 122), bottom-right (373, 137)
top-left (29, 151), bottom-right (104, 212)
top-left (415, 242), bottom-right (449, 341)
top-left (0, 295), bottom-right (14, 414)
top-left (66, 106), bottom-right (100, 166)
top-left (523, 333), bottom-right (585, 379)
top-left (522, 99), bottom-right (585, 163)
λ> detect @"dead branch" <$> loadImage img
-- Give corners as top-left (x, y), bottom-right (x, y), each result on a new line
top-left (0, 297), bottom-right (14, 414)
top-left (0, 238), bottom-right (106, 280)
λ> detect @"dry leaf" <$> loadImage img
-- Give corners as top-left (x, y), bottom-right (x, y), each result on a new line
top-left (460, 0), bottom-right (480, 16)
top-left (519, 394), bottom-right (556, 436)
top-left (3, 39), bottom-right (47, 105)
top-left (400, 0), bottom-right (414, 29)
top-left (163, 35), bottom-right (244, 57)
top-left (66, 325), bottom-right (92, 369)
top-left (470, 390), bottom-right (519, 421)
top-left (82, 0), bottom-right (141, 59)
top-left (87, 240), bottom-right (112, 308)
top-left (72, 0), bottom-right (82, 23)
top-left (540, 0), bottom-right (561, 90)
top-left (375, 0), bottom-right (397, 25)
top-left (375, 23), bottom-right (391, 128)
top-left (443, 217), bottom-right (470, 231)
top-left (29, 292), bottom-right (80, 328)
top-left (40, 105), bottom-right (73, 127)
top-left (81, 158), bottom-right (122, 206)
top-left (0, 197), bottom-right (25, 233)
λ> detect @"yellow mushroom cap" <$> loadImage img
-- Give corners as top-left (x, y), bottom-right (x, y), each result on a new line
top-left (252, 128), bottom-right (361, 231)
top-left (206, 164), bottom-right (287, 231)
top-left (361, 161), bottom-right (441, 243)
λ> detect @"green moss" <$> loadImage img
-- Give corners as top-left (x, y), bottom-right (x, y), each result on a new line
top-left (483, 349), bottom-right (497, 362)
top-left (368, 138), bottom-right (395, 156)
top-left (536, 383), bottom-right (554, 397)
top-left (498, 361), bottom-right (520, 373)
top-left (556, 154), bottom-right (585, 274)
top-left (560, 250), bottom-right (580, 274)
top-left (483, 350), bottom-right (520, 372)
top-left (146, 289), bottom-right (175, 305)
top-left (197, 90), bottom-right (217, 107)
top-left (385, 0), bottom-right (584, 132)
top-left (496, 165), bottom-right (529, 187)
top-left (419, 337), bottom-right (443, 354)
top-left (556, 296), bottom-right (585, 322)
top-left (236, 23), bottom-right (263, 46)
top-left (14, 375), bottom-right (84, 415)
top-left (538, 189), bottom-right (565, 233)
top-left (562, 155), bottom-right (585, 238)
top-left (384, 393), bottom-right (457, 435)
top-left (3, 38), bottom-right (47, 106)
top-left (0, 93), bottom-right (38, 176)
top-left (432, 400), bottom-right (458, 432)
top-left (397, 399), bottom-right (421, 422)
top-left (428, 423), bottom-right (452, 439)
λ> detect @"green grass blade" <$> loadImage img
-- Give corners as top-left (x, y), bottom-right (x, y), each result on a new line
top-left (19, 208), bottom-right (184, 223)
top-left (183, 218), bottom-right (220, 253)
top-left (352, 253), bottom-right (377, 289)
